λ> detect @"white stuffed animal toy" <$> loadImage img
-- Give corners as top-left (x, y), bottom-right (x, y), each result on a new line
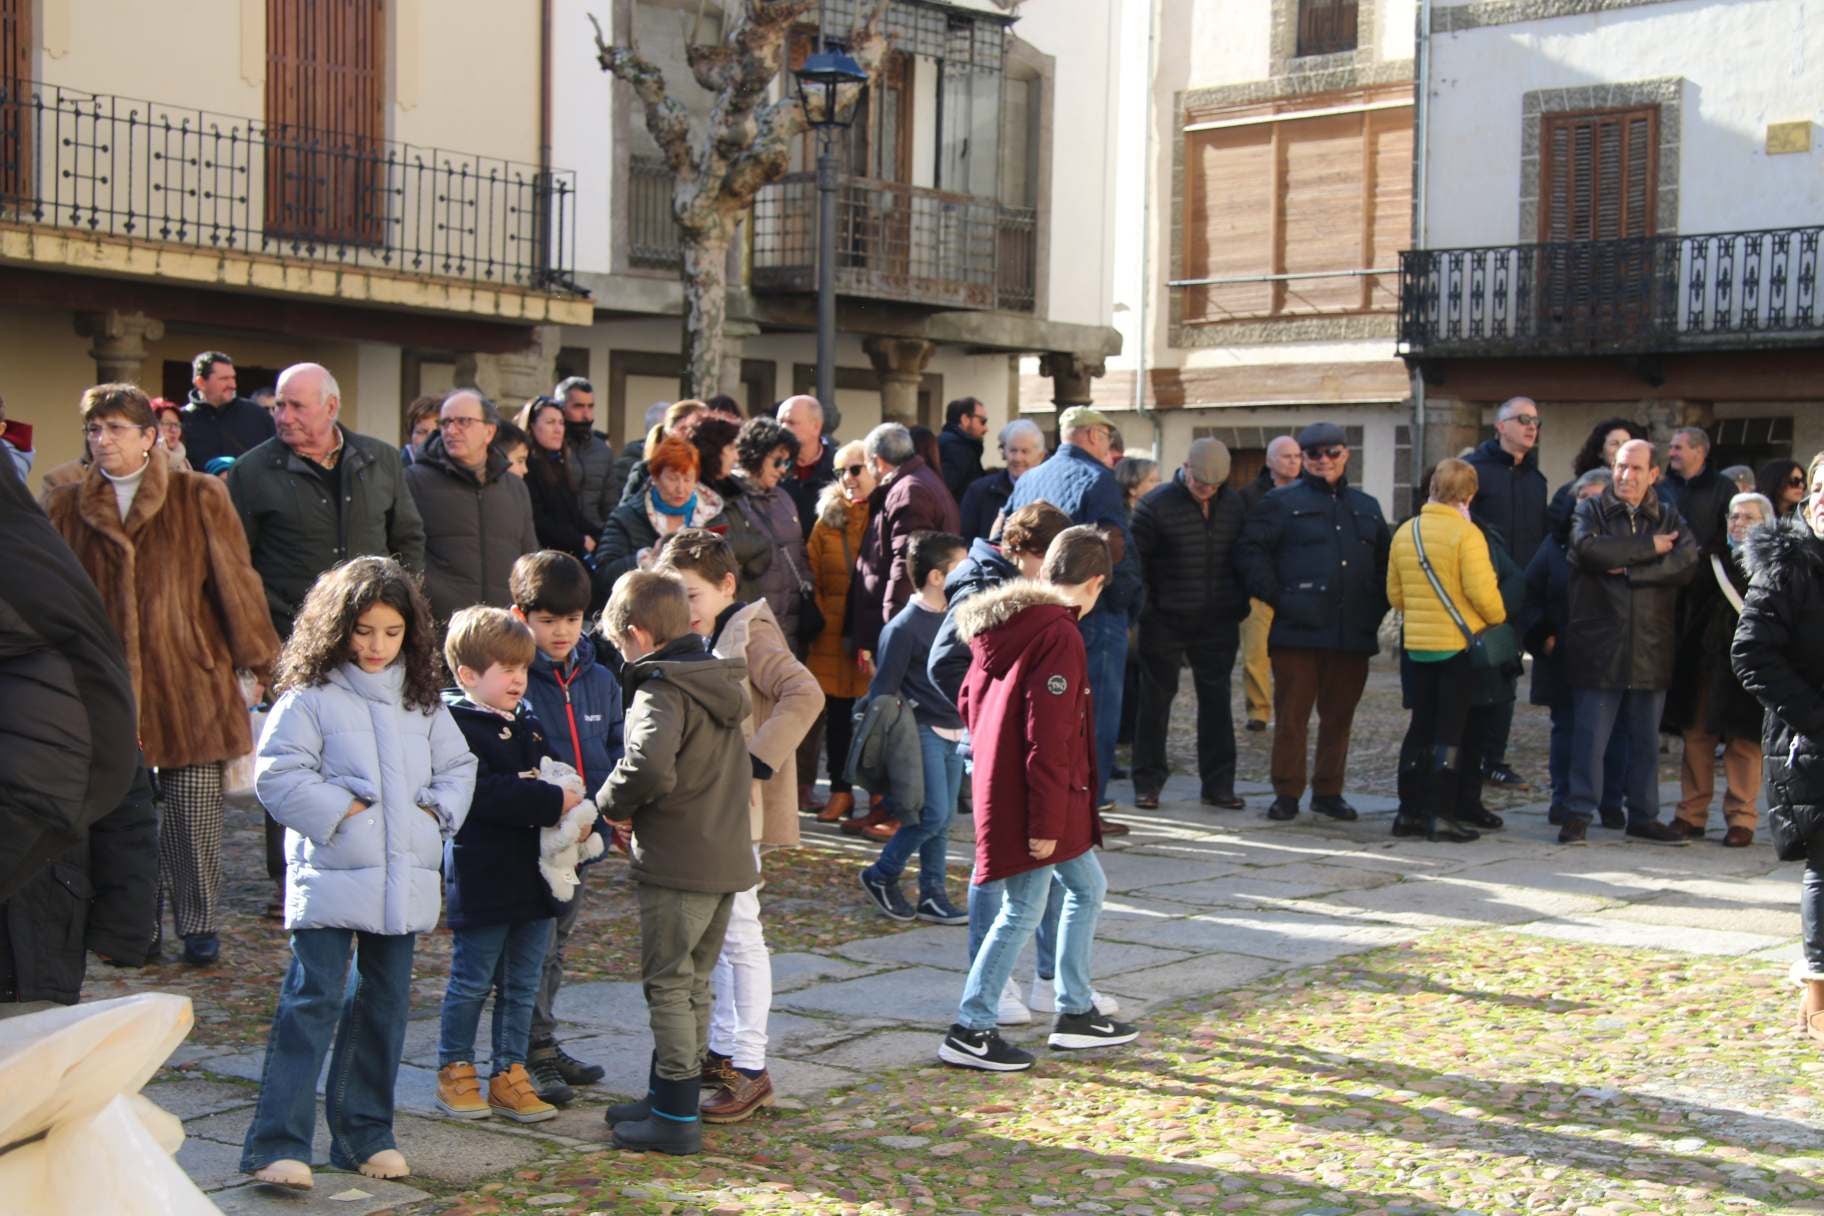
top-left (535, 756), bottom-right (602, 902)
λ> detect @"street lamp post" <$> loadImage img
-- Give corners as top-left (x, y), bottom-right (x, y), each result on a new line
top-left (793, 24), bottom-right (867, 425)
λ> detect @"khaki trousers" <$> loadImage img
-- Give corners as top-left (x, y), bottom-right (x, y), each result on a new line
top-left (1240, 599), bottom-right (1274, 724)
top-left (1678, 729), bottom-right (1762, 830)
top-left (1269, 648), bottom-right (1369, 800)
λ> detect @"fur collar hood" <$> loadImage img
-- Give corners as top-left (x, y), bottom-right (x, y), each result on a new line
top-left (1740, 516), bottom-right (1824, 583)
top-left (816, 481), bottom-right (856, 529)
top-left (953, 579), bottom-right (1071, 643)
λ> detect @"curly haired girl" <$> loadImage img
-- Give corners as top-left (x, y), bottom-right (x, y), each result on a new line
top-left (241, 557), bottom-right (477, 1191)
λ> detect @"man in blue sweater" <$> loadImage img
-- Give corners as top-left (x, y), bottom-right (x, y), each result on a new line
top-left (1004, 407), bottom-right (1140, 830)
top-left (509, 551), bottom-right (624, 1104)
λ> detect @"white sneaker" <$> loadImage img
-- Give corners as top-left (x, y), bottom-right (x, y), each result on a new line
top-left (995, 978), bottom-right (1032, 1026)
top-left (1029, 976), bottom-right (1119, 1016)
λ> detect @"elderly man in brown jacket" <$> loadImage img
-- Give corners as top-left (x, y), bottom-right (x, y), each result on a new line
top-left (849, 422), bottom-right (961, 660)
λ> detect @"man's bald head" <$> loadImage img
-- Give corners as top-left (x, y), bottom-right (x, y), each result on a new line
top-left (777, 395), bottom-right (825, 468)
top-left (1265, 434), bottom-right (1303, 486)
top-left (273, 363), bottom-right (341, 460)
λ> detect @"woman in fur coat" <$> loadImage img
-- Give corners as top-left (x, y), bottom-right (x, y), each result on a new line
top-left (46, 383), bottom-right (281, 967)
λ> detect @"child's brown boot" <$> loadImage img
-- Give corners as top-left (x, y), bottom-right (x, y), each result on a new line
top-left (489, 1063), bottom-right (558, 1123)
top-left (435, 1061), bottom-right (489, 1119)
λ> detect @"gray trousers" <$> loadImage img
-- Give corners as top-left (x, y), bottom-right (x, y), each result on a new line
top-left (637, 883), bottom-right (735, 1082)
top-left (528, 878), bottom-right (584, 1046)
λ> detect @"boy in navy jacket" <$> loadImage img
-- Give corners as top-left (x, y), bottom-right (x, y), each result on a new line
top-left (510, 551), bottom-right (625, 1102)
top-left (436, 607), bottom-right (584, 1126)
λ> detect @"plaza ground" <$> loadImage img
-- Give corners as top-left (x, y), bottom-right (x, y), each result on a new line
top-left (83, 659), bottom-right (1824, 1215)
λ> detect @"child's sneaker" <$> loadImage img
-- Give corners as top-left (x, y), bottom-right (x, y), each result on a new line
top-left (525, 1044), bottom-right (576, 1106)
top-left (435, 1062), bottom-right (490, 1119)
top-left (938, 1023), bottom-right (1035, 1072)
top-left (996, 979), bottom-right (1032, 1026)
top-left (859, 866), bottom-right (916, 922)
top-left (1028, 976), bottom-right (1120, 1016)
top-left (488, 1063), bottom-right (558, 1123)
top-left (1047, 1011), bottom-right (1139, 1051)
top-left (916, 894), bottom-right (969, 925)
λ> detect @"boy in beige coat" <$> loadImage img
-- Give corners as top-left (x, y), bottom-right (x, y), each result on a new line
top-left (654, 528), bottom-right (823, 1122)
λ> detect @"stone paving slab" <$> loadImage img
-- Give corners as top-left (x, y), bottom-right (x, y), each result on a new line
top-left (186, 1109), bottom-right (550, 1187)
top-left (803, 1028), bottom-right (945, 1071)
top-left (211, 1177), bottom-right (431, 1214)
top-left (1096, 904), bottom-right (1418, 962)
top-left (770, 950), bottom-right (882, 992)
top-left (1146, 861), bottom-right (1403, 906)
top-left (774, 964), bottom-right (966, 1024)
top-left (144, 1077), bottom-right (258, 1120)
top-left (1502, 916), bottom-right (1787, 956)
top-left (1094, 950), bottom-right (1288, 1004)
top-left (831, 922), bottom-right (1191, 977)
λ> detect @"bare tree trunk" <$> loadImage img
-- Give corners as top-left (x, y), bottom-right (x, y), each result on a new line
top-left (680, 224), bottom-right (731, 401)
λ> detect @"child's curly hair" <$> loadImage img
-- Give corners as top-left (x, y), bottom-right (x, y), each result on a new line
top-left (273, 556), bottom-right (444, 713)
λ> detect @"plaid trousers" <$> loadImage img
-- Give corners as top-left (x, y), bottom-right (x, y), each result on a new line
top-left (158, 762), bottom-right (225, 936)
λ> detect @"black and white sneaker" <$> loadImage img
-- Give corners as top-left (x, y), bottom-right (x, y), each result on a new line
top-left (938, 1024), bottom-right (1035, 1072)
top-left (859, 866), bottom-right (917, 922)
top-left (1047, 1011), bottom-right (1140, 1051)
top-left (916, 894), bottom-right (970, 925)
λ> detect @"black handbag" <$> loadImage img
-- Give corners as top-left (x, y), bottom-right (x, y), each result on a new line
top-left (1411, 518), bottom-right (1520, 670)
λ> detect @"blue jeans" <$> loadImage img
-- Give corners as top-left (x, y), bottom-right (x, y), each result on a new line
top-left (240, 929), bottom-right (415, 1172)
top-left (967, 871), bottom-right (1063, 980)
top-left (870, 723), bottom-right (965, 900)
top-left (1548, 697), bottom-right (1629, 811)
top-left (1568, 687), bottom-right (1666, 826)
top-left (957, 852), bottom-right (1107, 1031)
top-left (1079, 609), bottom-right (1127, 806)
top-left (437, 918), bottom-right (553, 1072)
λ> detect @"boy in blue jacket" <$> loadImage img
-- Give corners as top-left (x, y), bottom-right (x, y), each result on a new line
top-left (436, 606), bottom-right (583, 1126)
top-left (511, 551), bottom-right (625, 1103)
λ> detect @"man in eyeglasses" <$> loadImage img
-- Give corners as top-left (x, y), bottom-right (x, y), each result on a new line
top-left (1234, 422), bottom-right (1391, 823)
top-left (1465, 396), bottom-right (1550, 793)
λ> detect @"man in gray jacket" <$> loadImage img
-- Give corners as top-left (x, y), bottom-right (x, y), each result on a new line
top-left (558, 376), bottom-right (619, 534)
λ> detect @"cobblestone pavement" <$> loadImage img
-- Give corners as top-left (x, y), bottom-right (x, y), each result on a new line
top-left (91, 659), bottom-right (1820, 1214)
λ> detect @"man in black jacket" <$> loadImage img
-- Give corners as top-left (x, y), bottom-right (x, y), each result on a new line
top-left (180, 350), bottom-right (275, 469)
top-left (1234, 422), bottom-right (1391, 823)
top-left (778, 395), bottom-right (835, 539)
top-left (1662, 426), bottom-right (1729, 552)
top-left (1466, 397), bottom-right (1550, 792)
top-left (1131, 439), bottom-right (1249, 811)
top-left (1235, 436), bottom-right (1301, 731)
top-left (1561, 439), bottom-right (1699, 846)
top-left (937, 397), bottom-right (988, 501)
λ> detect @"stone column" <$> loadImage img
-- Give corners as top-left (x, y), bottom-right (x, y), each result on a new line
top-left (1038, 352), bottom-right (1106, 408)
top-left (720, 319), bottom-right (758, 406)
top-left (492, 324), bottom-right (559, 409)
top-left (863, 336), bottom-right (935, 425)
top-left (1421, 397), bottom-right (1482, 472)
top-left (74, 310), bottom-right (165, 385)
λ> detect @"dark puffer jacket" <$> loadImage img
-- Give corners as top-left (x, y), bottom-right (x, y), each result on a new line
top-left (959, 468), bottom-right (1014, 545)
top-left (1565, 486), bottom-right (1698, 690)
top-left (563, 425), bottom-right (619, 536)
top-left (227, 428), bottom-right (428, 637)
top-left (1466, 437), bottom-right (1549, 568)
top-left (1660, 463), bottom-right (1731, 554)
top-left (1234, 471), bottom-right (1391, 655)
top-left (938, 423), bottom-right (986, 500)
top-left (404, 435), bottom-right (540, 623)
top-left (1734, 520), bottom-right (1824, 859)
top-left (1131, 470), bottom-right (1249, 628)
top-left (180, 392), bottom-right (275, 470)
top-left (0, 763), bottom-right (158, 1004)
top-left (928, 537), bottom-right (1020, 708)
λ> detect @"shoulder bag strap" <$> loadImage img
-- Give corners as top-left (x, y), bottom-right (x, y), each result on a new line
top-left (743, 492), bottom-right (810, 586)
top-left (1710, 553), bottom-right (1746, 615)
top-left (1410, 518), bottom-right (1477, 648)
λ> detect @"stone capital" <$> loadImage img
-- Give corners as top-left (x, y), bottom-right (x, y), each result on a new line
top-left (1038, 352), bottom-right (1107, 407)
top-left (863, 337), bottom-right (937, 425)
top-left (74, 310), bottom-right (166, 385)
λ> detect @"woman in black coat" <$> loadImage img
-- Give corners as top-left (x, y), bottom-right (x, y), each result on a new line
top-left (1732, 502), bottom-right (1824, 1040)
top-left (517, 398), bottom-right (595, 561)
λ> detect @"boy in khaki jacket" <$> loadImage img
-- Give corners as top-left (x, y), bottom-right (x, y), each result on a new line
top-left (595, 570), bottom-right (755, 1155)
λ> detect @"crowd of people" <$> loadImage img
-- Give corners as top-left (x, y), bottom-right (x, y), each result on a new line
top-left (7, 351), bottom-right (1824, 1185)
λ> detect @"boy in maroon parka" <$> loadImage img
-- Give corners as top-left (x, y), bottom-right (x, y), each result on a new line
top-left (938, 526), bottom-right (1141, 1072)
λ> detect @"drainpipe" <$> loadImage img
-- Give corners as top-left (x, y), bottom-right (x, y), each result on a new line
top-left (538, 0), bottom-right (554, 279)
top-left (1133, 0), bottom-right (1161, 460)
top-left (1411, 0), bottom-right (1434, 468)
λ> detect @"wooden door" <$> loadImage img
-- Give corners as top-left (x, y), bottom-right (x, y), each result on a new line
top-left (0, 0), bottom-right (28, 205)
top-left (265, 0), bottom-right (386, 244)
top-left (1538, 106), bottom-right (1659, 341)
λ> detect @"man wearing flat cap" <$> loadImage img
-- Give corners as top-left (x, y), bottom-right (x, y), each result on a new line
top-left (1130, 438), bottom-right (1251, 811)
top-left (1005, 405), bottom-right (1141, 831)
top-left (1234, 422), bottom-right (1392, 822)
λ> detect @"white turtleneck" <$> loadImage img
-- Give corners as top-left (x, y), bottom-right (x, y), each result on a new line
top-left (100, 456), bottom-right (151, 520)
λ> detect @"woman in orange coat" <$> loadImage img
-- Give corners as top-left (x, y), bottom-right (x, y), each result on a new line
top-left (801, 439), bottom-right (876, 825)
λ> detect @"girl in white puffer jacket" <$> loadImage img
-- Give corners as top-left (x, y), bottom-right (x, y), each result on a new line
top-left (239, 557), bottom-right (477, 1193)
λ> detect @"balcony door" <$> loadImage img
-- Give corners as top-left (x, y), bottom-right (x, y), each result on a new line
top-left (0, 0), bottom-right (27, 205)
top-left (265, 0), bottom-right (386, 244)
top-left (1538, 106), bottom-right (1659, 342)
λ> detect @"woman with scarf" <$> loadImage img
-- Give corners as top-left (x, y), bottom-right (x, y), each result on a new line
top-left (589, 435), bottom-right (726, 607)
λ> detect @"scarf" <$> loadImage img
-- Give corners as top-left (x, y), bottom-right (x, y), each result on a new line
top-left (650, 483), bottom-right (697, 518)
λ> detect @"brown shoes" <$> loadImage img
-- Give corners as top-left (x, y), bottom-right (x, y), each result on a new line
top-left (435, 1062), bottom-right (489, 1119)
top-left (488, 1063), bottom-right (558, 1123)
top-left (1133, 792), bottom-right (1160, 810)
top-left (816, 790), bottom-right (856, 824)
top-left (1096, 806), bottom-right (1131, 836)
top-left (840, 807), bottom-right (898, 841)
top-left (1669, 819), bottom-right (1707, 841)
top-left (1722, 825), bottom-right (1754, 848)
top-left (701, 1068), bottom-right (776, 1124)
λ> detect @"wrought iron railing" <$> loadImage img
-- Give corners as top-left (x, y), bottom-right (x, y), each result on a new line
top-left (1399, 227), bottom-right (1822, 357)
top-left (627, 154), bottom-right (681, 270)
top-left (750, 172), bottom-right (1036, 312)
top-left (0, 80), bottom-right (579, 292)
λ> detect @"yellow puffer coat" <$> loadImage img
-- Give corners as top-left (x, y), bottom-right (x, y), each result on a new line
top-left (1387, 503), bottom-right (1506, 653)
top-left (806, 492), bottom-right (872, 699)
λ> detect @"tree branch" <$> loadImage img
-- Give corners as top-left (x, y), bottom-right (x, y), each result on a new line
top-left (588, 10), bottom-right (696, 179)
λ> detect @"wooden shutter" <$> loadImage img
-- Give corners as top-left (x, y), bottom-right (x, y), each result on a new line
top-left (0, 0), bottom-right (28, 203)
top-left (1280, 113), bottom-right (1364, 314)
top-left (1297, 0), bottom-right (1359, 57)
top-left (1183, 124), bottom-right (1275, 320)
top-left (265, 0), bottom-right (386, 244)
top-left (1363, 105), bottom-right (1413, 310)
top-left (1541, 106), bottom-right (1657, 241)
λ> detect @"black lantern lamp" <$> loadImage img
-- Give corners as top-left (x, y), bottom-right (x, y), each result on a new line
top-left (794, 48), bottom-right (869, 130)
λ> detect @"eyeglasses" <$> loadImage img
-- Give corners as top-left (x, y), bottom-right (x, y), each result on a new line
top-left (83, 421), bottom-right (150, 440)
top-left (439, 415), bottom-right (487, 431)
top-left (1789, 475), bottom-right (1806, 488)
top-left (770, 455), bottom-right (792, 470)
top-left (842, 463), bottom-right (866, 478)
top-left (1303, 445), bottom-right (1345, 461)
top-left (1504, 415), bottom-right (1542, 428)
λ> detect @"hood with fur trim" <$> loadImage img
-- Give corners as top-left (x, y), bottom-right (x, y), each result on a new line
top-left (1740, 517), bottom-right (1824, 585)
top-left (953, 579), bottom-right (1079, 680)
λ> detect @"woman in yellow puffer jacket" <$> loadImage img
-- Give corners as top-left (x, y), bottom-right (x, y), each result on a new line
top-left (1387, 457), bottom-right (1507, 841)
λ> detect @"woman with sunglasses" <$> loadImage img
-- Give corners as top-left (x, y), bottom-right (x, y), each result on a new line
top-left (723, 416), bottom-right (812, 654)
top-left (1756, 459), bottom-right (1807, 522)
top-left (803, 441), bottom-right (877, 825)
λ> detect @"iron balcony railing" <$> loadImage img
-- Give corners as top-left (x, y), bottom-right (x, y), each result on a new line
top-left (0, 80), bottom-right (580, 293)
top-left (627, 154), bottom-right (681, 270)
top-left (750, 172), bottom-right (1037, 313)
top-left (1399, 227), bottom-right (1822, 357)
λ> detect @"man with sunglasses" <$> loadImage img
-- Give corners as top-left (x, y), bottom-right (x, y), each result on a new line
top-left (1465, 397), bottom-right (1550, 792)
top-left (1235, 422), bottom-right (1391, 823)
